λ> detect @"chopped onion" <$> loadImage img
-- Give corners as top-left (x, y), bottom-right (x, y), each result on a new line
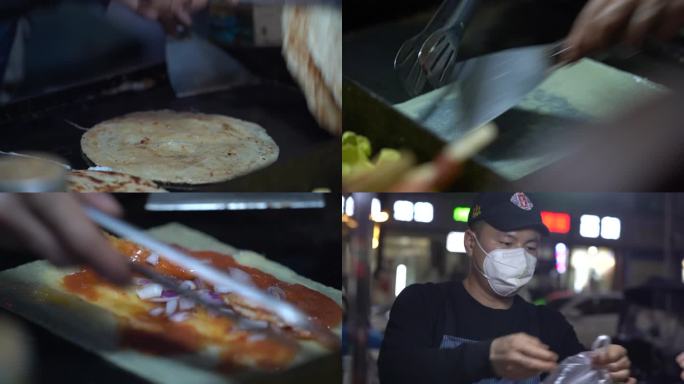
top-left (146, 253), bottom-right (160, 265)
top-left (194, 279), bottom-right (207, 289)
top-left (149, 296), bottom-right (178, 303)
top-left (179, 298), bottom-right (195, 310)
top-left (229, 268), bottom-right (252, 285)
top-left (169, 312), bottom-right (190, 323)
top-left (148, 307), bottom-right (164, 317)
top-left (136, 284), bottom-right (163, 300)
top-left (267, 286), bottom-right (286, 300)
top-left (161, 289), bottom-right (179, 298)
top-left (197, 290), bottom-right (223, 305)
top-left (214, 285), bottom-right (230, 294)
top-left (179, 280), bottom-right (196, 291)
top-left (165, 297), bottom-right (178, 316)
top-left (133, 278), bottom-right (150, 286)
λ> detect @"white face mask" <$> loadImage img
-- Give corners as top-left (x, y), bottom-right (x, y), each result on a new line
top-left (471, 234), bottom-right (537, 297)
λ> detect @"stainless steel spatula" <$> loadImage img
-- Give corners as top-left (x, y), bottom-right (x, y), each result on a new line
top-left (166, 30), bottom-right (254, 98)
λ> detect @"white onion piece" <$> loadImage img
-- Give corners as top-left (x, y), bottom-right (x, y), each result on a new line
top-left (165, 297), bottom-right (178, 316)
top-left (179, 298), bottom-right (195, 310)
top-left (136, 284), bottom-right (163, 300)
top-left (169, 312), bottom-right (190, 323)
top-left (133, 277), bottom-right (150, 286)
top-left (267, 286), bottom-right (286, 300)
top-left (214, 285), bottom-right (230, 293)
top-left (229, 268), bottom-right (253, 285)
top-left (179, 280), bottom-right (196, 291)
top-left (148, 307), bottom-right (164, 317)
top-left (149, 296), bottom-right (178, 303)
top-left (146, 252), bottom-right (160, 265)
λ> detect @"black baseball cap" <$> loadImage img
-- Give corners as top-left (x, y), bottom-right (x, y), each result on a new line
top-left (467, 192), bottom-right (549, 236)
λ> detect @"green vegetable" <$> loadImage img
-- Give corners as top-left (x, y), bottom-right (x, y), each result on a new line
top-left (342, 132), bottom-right (403, 178)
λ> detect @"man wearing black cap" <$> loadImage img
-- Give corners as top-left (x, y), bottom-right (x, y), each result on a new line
top-left (378, 193), bottom-right (635, 384)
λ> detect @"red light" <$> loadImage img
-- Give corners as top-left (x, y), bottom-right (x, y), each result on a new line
top-left (541, 211), bottom-right (571, 234)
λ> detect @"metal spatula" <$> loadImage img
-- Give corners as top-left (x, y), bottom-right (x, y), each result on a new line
top-left (166, 0), bottom-right (340, 98)
top-left (166, 29), bottom-right (255, 98)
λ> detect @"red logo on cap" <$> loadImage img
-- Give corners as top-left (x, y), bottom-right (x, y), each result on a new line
top-left (510, 193), bottom-right (533, 211)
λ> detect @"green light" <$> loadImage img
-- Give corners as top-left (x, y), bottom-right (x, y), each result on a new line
top-left (453, 207), bottom-right (470, 222)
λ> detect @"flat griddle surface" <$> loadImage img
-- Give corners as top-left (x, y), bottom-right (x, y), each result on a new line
top-left (0, 65), bottom-right (338, 192)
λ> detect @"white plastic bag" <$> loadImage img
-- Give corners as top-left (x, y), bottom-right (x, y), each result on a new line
top-left (542, 335), bottom-right (613, 384)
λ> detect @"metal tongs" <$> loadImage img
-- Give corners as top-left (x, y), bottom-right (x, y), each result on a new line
top-left (85, 208), bottom-right (339, 348)
top-left (394, 0), bottom-right (479, 97)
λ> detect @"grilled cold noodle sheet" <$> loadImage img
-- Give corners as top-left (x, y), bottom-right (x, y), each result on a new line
top-left (61, 234), bottom-right (342, 371)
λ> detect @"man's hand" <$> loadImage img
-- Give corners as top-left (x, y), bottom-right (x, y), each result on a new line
top-left (0, 193), bottom-right (129, 284)
top-left (563, 0), bottom-right (684, 62)
top-left (676, 352), bottom-right (684, 381)
top-left (490, 333), bottom-right (559, 380)
top-left (115, 0), bottom-right (210, 33)
top-left (592, 344), bottom-right (636, 384)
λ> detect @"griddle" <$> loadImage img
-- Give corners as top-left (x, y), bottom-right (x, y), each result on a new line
top-left (0, 61), bottom-right (339, 192)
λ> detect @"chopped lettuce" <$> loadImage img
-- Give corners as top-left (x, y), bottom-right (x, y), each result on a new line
top-left (342, 132), bottom-right (402, 178)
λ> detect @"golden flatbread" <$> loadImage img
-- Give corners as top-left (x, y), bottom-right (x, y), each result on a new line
top-left (81, 111), bottom-right (279, 184)
top-left (282, 5), bottom-right (341, 135)
top-left (68, 170), bottom-right (167, 192)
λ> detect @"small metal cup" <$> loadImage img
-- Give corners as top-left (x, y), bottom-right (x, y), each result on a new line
top-left (0, 153), bottom-right (69, 192)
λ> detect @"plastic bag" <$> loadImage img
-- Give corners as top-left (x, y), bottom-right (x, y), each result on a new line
top-left (542, 335), bottom-right (613, 384)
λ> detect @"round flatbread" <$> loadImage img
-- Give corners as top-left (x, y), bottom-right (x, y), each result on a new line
top-left (80, 111), bottom-right (279, 184)
top-left (68, 170), bottom-right (166, 192)
top-left (282, 5), bottom-right (341, 135)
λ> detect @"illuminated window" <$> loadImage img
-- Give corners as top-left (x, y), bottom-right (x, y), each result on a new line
top-left (681, 259), bottom-right (684, 284)
top-left (371, 198), bottom-right (381, 217)
top-left (541, 211), bottom-right (571, 234)
top-left (453, 207), bottom-right (471, 223)
top-left (395, 264), bottom-right (407, 296)
top-left (372, 224), bottom-right (380, 249)
top-left (345, 196), bottom-right (355, 217)
top-left (571, 247), bottom-right (616, 292)
top-left (414, 202), bottom-right (434, 223)
top-left (393, 200), bottom-right (414, 222)
top-left (446, 232), bottom-right (466, 253)
top-left (555, 243), bottom-right (568, 274)
top-left (600, 216), bottom-right (621, 240)
top-left (579, 215), bottom-right (600, 238)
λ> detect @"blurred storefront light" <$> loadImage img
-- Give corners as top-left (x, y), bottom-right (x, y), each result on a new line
top-left (371, 211), bottom-right (389, 223)
top-left (393, 200), bottom-right (414, 222)
top-left (371, 198), bottom-right (381, 217)
top-left (345, 196), bottom-right (354, 217)
top-left (395, 264), bottom-right (407, 296)
top-left (681, 259), bottom-right (684, 283)
top-left (446, 232), bottom-right (466, 253)
top-left (372, 224), bottom-right (380, 249)
top-left (542, 211), bottom-right (571, 234)
top-left (555, 243), bottom-right (568, 274)
top-left (370, 198), bottom-right (390, 222)
top-left (570, 247), bottom-right (616, 292)
top-left (600, 216), bottom-right (621, 240)
top-left (414, 202), bottom-right (434, 223)
top-left (579, 215), bottom-right (601, 238)
top-left (453, 207), bottom-right (471, 223)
